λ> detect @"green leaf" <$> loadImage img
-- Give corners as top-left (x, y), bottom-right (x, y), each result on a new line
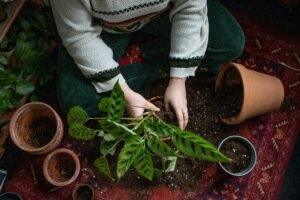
top-left (94, 156), bottom-right (113, 180)
top-left (134, 147), bottom-right (154, 181)
top-left (104, 133), bottom-right (116, 141)
top-left (15, 81), bottom-right (35, 95)
top-left (67, 106), bottom-right (89, 125)
top-left (172, 131), bottom-right (231, 162)
top-left (100, 120), bottom-right (137, 141)
top-left (100, 140), bottom-right (117, 156)
top-left (147, 137), bottom-right (176, 158)
top-left (69, 124), bottom-right (96, 140)
top-left (98, 97), bottom-right (111, 112)
top-left (164, 156), bottom-right (177, 172)
top-left (154, 168), bottom-right (163, 178)
top-left (20, 19), bottom-right (31, 31)
top-left (30, 95), bottom-right (39, 102)
top-left (0, 55), bottom-right (8, 65)
top-left (144, 120), bottom-right (175, 138)
top-left (117, 139), bottom-right (141, 179)
top-left (108, 82), bottom-right (125, 122)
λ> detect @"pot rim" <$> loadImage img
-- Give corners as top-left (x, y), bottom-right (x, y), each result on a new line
top-left (9, 102), bottom-right (63, 154)
top-left (43, 148), bottom-right (80, 187)
top-left (72, 184), bottom-right (94, 200)
top-left (217, 135), bottom-right (257, 176)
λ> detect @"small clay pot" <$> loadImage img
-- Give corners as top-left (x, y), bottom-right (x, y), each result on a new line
top-left (216, 63), bottom-right (285, 125)
top-left (43, 148), bottom-right (80, 187)
top-left (218, 135), bottom-right (257, 176)
top-left (9, 102), bottom-right (64, 154)
top-left (72, 184), bottom-right (94, 200)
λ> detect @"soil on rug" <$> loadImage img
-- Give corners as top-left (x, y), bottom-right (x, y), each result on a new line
top-left (219, 139), bottom-right (251, 173)
top-left (28, 116), bottom-right (56, 148)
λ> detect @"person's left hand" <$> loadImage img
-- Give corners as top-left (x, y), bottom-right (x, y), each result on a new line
top-left (164, 77), bottom-right (188, 130)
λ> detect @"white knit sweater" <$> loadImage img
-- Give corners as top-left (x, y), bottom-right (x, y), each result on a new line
top-left (50, 0), bottom-right (209, 93)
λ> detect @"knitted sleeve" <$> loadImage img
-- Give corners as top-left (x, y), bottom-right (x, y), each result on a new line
top-left (50, 0), bottom-right (125, 93)
top-left (169, 0), bottom-right (209, 77)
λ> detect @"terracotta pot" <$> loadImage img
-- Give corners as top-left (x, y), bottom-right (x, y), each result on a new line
top-left (43, 148), bottom-right (80, 187)
top-left (218, 135), bottom-right (257, 176)
top-left (215, 63), bottom-right (284, 125)
top-left (9, 102), bottom-right (64, 154)
top-left (72, 184), bottom-right (94, 200)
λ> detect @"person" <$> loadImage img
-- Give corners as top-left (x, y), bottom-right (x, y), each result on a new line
top-left (50, 0), bottom-right (244, 130)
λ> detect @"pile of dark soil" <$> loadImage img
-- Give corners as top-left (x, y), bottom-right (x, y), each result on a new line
top-left (220, 139), bottom-right (251, 173)
top-left (28, 117), bottom-right (56, 147)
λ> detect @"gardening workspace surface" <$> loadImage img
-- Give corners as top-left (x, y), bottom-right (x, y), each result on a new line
top-left (1, 3), bottom-right (300, 200)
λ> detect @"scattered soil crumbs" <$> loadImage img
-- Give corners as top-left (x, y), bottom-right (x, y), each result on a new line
top-left (220, 139), bottom-right (251, 173)
top-left (28, 117), bottom-right (56, 148)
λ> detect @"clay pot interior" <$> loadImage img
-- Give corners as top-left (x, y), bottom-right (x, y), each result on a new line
top-left (13, 106), bottom-right (57, 149)
top-left (72, 184), bottom-right (94, 200)
top-left (218, 135), bottom-right (256, 176)
top-left (216, 66), bottom-right (244, 119)
top-left (44, 149), bottom-right (80, 187)
top-left (48, 152), bottom-right (76, 182)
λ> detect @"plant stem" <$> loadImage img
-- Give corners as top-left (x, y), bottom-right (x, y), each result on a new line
top-left (89, 117), bottom-right (143, 121)
top-left (132, 111), bottom-right (154, 131)
top-left (103, 139), bottom-right (122, 157)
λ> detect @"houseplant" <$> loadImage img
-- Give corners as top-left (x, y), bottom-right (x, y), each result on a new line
top-left (216, 63), bottom-right (285, 125)
top-left (0, 7), bottom-right (57, 115)
top-left (0, 55), bottom-right (35, 115)
top-left (67, 82), bottom-right (231, 181)
top-left (218, 135), bottom-right (257, 176)
top-left (43, 148), bottom-right (80, 187)
top-left (9, 102), bottom-right (63, 154)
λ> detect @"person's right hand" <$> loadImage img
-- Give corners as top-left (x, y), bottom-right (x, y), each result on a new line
top-left (120, 82), bottom-right (159, 118)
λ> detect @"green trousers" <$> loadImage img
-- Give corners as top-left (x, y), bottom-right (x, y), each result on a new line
top-left (56, 0), bottom-right (245, 116)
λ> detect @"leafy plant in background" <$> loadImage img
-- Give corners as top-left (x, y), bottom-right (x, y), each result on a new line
top-left (0, 55), bottom-right (34, 114)
top-left (0, 6), bottom-right (57, 114)
top-left (13, 8), bottom-right (57, 85)
top-left (67, 82), bottom-right (231, 181)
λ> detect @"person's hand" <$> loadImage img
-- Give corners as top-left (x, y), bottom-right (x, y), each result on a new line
top-left (120, 82), bottom-right (159, 118)
top-left (164, 77), bottom-right (188, 130)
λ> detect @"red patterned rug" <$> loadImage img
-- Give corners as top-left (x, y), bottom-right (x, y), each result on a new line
top-left (4, 15), bottom-right (300, 200)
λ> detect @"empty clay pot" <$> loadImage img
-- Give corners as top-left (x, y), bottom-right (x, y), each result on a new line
top-left (43, 148), bottom-right (80, 187)
top-left (72, 184), bottom-right (94, 200)
top-left (215, 63), bottom-right (285, 125)
top-left (9, 102), bottom-right (63, 154)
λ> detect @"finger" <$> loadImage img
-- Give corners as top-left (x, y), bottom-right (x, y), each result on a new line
top-left (127, 106), bottom-right (144, 118)
top-left (145, 101), bottom-right (160, 112)
top-left (183, 108), bottom-right (189, 129)
top-left (175, 109), bottom-right (184, 130)
top-left (164, 100), bottom-right (170, 112)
